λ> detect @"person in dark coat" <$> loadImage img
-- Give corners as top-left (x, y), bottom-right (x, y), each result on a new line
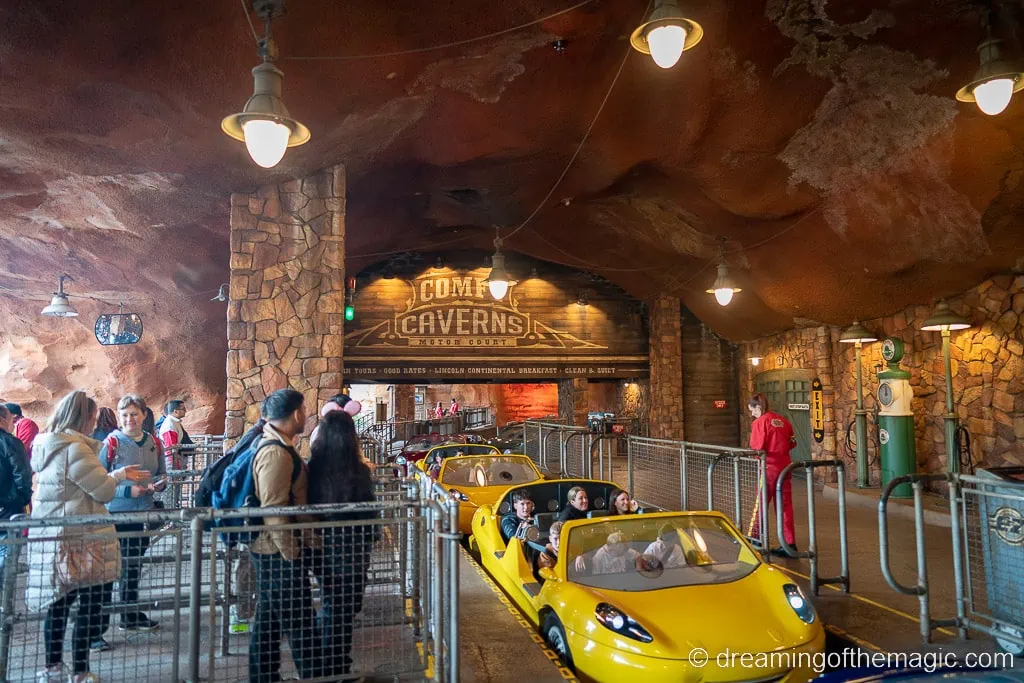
top-left (0, 404), bottom-right (32, 577)
top-left (308, 410), bottom-right (377, 678)
top-left (557, 486), bottom-right (589, 523)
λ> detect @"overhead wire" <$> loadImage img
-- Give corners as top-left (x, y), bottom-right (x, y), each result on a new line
top-left (240, 0), bottom-right (261, 44)
top-left (500, 1), bottom-right (648, 243)
top-left (284, 0), bottom-right (596, 61)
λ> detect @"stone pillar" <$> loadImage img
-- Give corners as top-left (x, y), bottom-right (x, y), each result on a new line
top-left (558, 378), bottom-right (588, 426)
top-left (648, 295), bottom-right (684, 440)
top-left (394, 385), bottom-right (416, 420)
top-left (225, 165), bottom-right (346, 452)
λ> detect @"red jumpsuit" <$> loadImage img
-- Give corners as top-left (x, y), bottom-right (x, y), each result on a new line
top-left (749, 411), bottom-right (797, 546)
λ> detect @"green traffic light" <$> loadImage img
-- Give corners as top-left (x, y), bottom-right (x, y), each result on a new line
top-left (344, 305), bottom-right (355, 321)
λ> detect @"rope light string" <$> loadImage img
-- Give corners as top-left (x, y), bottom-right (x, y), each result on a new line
top-left (281, 0), bottom-right (596, 61)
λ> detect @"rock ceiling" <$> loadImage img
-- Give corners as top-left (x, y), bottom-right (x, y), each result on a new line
top-left (1, 0), bottom-right (1023, 425)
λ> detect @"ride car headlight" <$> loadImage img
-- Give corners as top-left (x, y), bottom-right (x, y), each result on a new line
top-left (449, 489), bottom-right (469, 502)
top-left (595, 603), bottom-right (653, 643)
top-left (395, 456), bottom-right (407, 465)
top-left (783, 584), bottom-right (815, 624)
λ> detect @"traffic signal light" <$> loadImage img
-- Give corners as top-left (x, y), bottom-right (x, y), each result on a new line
top-left (345, 303), bottom-right (355, 321)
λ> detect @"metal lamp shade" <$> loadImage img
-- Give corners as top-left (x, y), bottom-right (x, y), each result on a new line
top-left (221, 62), bottom-right (310, 149)
top-left (920, 300), bottom-right (972, 331)
top-left (955, 39), bottom-right (1024, 105)
top-left (839, 321), bottom-right (878, 344)
top-left (630, 0), bottom-right (704, 56)
top-left (704, 263), bottom-right (741, 295)
top-left (41, 293), bottom-right (78, 317)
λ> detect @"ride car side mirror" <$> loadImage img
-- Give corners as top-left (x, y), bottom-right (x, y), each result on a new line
top-left (538, 567), bottom-right (557, 582)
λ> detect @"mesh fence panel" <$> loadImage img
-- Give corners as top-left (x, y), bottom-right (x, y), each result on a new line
top-left (523, 423), bottom-right (542, 470)
top-left (0, 497), bottom-right (455, 683)
top-left (628, 438), bottom-right (683, 511)
top-left (561, 432), bottom-right (590, 479)
top-left (960, 476), bottom-right (1024, 640)
top-left (541, 427), bottom-right (564, 476)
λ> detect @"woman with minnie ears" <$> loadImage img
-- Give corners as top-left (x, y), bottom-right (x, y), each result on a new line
top-left (310, 395), bottom-right (364, 452)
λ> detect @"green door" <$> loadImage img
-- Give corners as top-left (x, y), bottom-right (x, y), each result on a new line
top-left (754, 369), bottom-right (812, 465)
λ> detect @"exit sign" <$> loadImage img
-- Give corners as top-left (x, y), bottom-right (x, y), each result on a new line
top-left (713, 400), bottom-right (727, 409)
top-left (611, 424), bottom-right (626, 434)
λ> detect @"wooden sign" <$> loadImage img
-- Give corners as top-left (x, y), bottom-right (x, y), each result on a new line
top-left (344, 254), bottom-right (649, 381)
top-left (811, 377), bottom-right (825, 443)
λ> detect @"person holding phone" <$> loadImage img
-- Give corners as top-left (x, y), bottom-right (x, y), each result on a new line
top-left (95, 395), bottom-right (167, 648)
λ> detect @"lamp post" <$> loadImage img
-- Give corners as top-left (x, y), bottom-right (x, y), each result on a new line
top-left (919, 301), bottom-right (973, 473)
top-left (839, 321), bottom-right (878, 487)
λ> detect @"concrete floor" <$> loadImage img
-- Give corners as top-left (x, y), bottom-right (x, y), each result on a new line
top-left (457, 550), bottom-right (573, 683)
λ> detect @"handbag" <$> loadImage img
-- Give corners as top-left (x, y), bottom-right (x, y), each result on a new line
top-left (55, 533), bottom-right (121, 589)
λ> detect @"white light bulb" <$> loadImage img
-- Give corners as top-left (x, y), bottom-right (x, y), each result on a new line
top-left (488, 279), bottom-right (509, 300)
top-left (974, 78), bottom-right (1014, 115)
top-left (647, 24), bottom-right (687, 69)
top-left (242, 119), bottom-right (291, 168)
top-left (610, 614), bottom-right (625, 630)
top-left (789, 594), bottom-right (805, 610)
top-left (714, 288), bottom-right (734, 306)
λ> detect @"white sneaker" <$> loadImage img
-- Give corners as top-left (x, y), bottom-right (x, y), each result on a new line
top-left (34, 668), bottom-right (64, 683)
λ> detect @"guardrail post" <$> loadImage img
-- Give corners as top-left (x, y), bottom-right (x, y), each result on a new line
top-left (948, 476), bottom-right (968, 639)
top-left (447, 500), bottom-right (460, 682)
top-left (627, 436), bottom-right (634, 496)
top-left (431, 504), bottom-right (444, 680)
top-left (732, 457), bottom-right (742, 525)
top-left (878, 473), bottom-right (955, 642)
top-left (0, 520), bottom-right (26, 682)
top-left (777, 460), bottom-right (849, 595)
top-left (679, 443), bottom-right (687, 511)
top-left (187, 515), bottom-right (203, 683)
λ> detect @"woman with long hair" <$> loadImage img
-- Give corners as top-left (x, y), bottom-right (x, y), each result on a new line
top-left (308, 410), bottom-right (376, 678)
top-left (90, 408), bottom-right (117, 441)
top-left (28, 390), bottom-right (148, 683)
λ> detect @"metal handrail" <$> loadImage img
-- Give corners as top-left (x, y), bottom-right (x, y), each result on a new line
top-left (878, 472), bottom-right (957, 642)
top-left (777, 459), bottom-right (850, 595)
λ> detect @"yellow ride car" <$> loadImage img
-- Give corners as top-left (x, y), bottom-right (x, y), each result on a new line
top-left (413, 443), bottom-right (502, 477)
top-left (471, 481), bottom-right (825, 683)
top-left (429, 454), bottom-right (544, 534)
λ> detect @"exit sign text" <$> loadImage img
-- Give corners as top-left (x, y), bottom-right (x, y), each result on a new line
top-left (713, 400), bottom-right (727, 409)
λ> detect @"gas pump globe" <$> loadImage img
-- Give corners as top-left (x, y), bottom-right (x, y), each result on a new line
top-left (877, 338), bottom-right (916, 498)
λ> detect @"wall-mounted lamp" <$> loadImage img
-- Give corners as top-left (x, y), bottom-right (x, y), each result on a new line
top-left (576, 291), bottom-right (589, 307)
top-left (749, 356), bottom-right (761, 367)
top-left (41, 275), bottom-right (79, 318)
top-left (434, 256), bottom-right (445, 270)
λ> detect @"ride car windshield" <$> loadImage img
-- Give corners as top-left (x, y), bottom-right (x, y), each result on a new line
top-left (440, 456), bottom-right (540, 487)
top-left (564, 515), bottom-right (760, 591)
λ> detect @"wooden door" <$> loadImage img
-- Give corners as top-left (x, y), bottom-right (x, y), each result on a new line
top-left (754, 369), bottom-right (813, 464)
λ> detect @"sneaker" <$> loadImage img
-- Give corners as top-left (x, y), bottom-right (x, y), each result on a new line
top-left (119, 616), bottom-right (159, 632)
top-left (35, 667), bottom-right (64, 683)
top-left (229, 617), bottom-right (249, 634)
top-left (89, 639), bottom-right (112, 653)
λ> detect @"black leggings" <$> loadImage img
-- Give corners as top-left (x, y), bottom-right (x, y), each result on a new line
top-left (45, 584), bottom-right (105, 674)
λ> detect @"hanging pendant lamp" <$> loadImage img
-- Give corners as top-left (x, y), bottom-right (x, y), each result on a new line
top-left (630, 0), bottom-right (704, 69)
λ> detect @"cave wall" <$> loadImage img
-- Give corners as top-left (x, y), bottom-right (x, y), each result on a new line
top-left (225, 165), bottom-right (346, 452)
top-left (741, 274), bottom-right (1024, 482)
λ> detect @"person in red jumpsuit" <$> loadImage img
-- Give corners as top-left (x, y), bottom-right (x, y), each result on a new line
top-left (748, 393), bottom-right (798, 556)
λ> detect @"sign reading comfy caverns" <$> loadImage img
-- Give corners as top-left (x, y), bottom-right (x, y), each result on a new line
top-left (344, 256), bottom-right (649, 380)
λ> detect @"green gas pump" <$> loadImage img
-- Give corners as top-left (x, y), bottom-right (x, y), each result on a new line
top-left (877, 338), bottom-right (916, 498)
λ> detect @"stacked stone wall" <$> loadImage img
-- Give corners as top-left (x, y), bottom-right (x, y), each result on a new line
top-left (741, 274), bottom-right (1024, 482)
top-left (649, 295), bottom-right (684, 439)
top-left (225, 166), bottom-right (346, 452)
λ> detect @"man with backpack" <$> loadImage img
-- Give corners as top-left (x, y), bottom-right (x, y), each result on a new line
top-left (243, 389), bottom-right (318, 683)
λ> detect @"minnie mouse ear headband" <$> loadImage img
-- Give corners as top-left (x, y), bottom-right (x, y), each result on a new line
top-left (320, 394), bottom-right (362, 418)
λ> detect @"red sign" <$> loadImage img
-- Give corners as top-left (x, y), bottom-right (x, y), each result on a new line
top-left (713, 400), bottom-right (727, 409)
top-left (611, 424), bottom-right (626, 434)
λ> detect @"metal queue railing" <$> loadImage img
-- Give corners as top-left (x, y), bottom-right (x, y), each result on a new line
top-left (0, 478), bottom-right (461, 683)
top-left (774, 459), bottom-right (850, 595)
top-left (879, 469), bottom-right (1024, 653)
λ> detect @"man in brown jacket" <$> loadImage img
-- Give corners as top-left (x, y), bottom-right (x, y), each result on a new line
top-left (248, 389), bottom-right (318, 683)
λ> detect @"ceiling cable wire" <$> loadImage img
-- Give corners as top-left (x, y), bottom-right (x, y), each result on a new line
top-left (527, 227), bottom-right (662, 272)
top-left (284, 0), bottom-right (595, 61)
top-left (240, 0), bottom-right (261, 44)
top-left (500, 3), bottom-right (646, 244)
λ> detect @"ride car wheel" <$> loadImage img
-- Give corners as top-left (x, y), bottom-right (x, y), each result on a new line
top-left (542, 613), bottom-right (574, 671)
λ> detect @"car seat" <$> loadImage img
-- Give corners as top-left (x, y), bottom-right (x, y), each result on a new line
top-left (534, 512), bottom-right (556, 533)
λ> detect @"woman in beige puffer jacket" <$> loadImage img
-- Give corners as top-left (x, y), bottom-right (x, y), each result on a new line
top-left (28, 390), bottom-right (148, 683)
